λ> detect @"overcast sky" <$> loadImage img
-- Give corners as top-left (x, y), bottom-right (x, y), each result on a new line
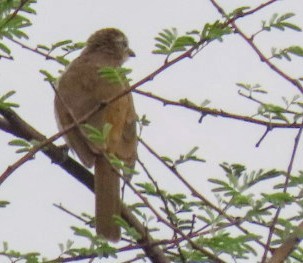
top-left (0, 0), bottom-right (303, 262)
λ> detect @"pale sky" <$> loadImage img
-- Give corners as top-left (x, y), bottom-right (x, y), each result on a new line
top-left (0, 0), bottom-right (303, 262)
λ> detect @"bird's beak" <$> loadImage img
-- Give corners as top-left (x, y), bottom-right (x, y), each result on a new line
top-left (128, 49), bottom-right (136, 57)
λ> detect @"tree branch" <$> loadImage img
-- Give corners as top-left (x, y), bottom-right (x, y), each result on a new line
top-left (208, 0), bottom-right (303, 93)
top-left (0, 108), bottom-right (170, 263)
top-left (264, 119), bottom-right (303, 262)
top-left (267, 220), bottom-right (303, 263)
top-left (134, 90), bottom-right (303, 129)
top-left (0, 0), bottom-right (31, 30)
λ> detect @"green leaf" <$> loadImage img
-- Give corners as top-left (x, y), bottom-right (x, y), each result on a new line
top-left (287, 46), bottom-right (303, 57)
top-left (175, 146), bottom-right (205, 165)
top-left (0, 42), bottom-right (10, 54)
top-left (262, 103), bottom-right (285, 113)
top-left (0, 90), bottom-right (15, 102)
top-left (200, 99), bottom-right (211, 107)
top-left (99, 67), bottom-right (132, 85)
top-left (161, 156), bottom-right (173, 164)
top-left (82, 123), bottom-right (112, 146)
top-left (2, 241), bottom-right (8, 251)
top-left (55, 55), bottom-right (70, 66)
top-left (62, 41), bottom-right (86, 52)
top-left (11, 28), bottom-right (29, 39)
top-left (21, 4), bottom-right (37, 15)
top-left (115, 216), bottom-right (142, 240)
top-left (248, 169), bottom-right (281, 187)
top-left (263, 13), bottom-right (301, 32)
top-left (8, 139), bottom-right (32, 154)
top-left (280, 22), bottom-right (301, 31)
top-left (237, 83), bottom-right (267, 95)
top-left (262, 192), bottom-right (294, 207)
top-left (9, 139), bottom-right (31, 147)
top-left (138, 114), bottom-right (150, 126)
top-left (208, 178), bottom-right (231, 193)
top-left (153, 28), bottom-right (196, 57)
top-left (108, 154), bottom-right (138, 176)
top-left (230, 193), bottom-right (253, 207)
top-left (71, 226), bottom-right (94, 239)
top-left (136, 182), bottom-right (158, 195)
top-left (278, 13), bottom-right (295, 21)
top-left (0, 200), bottom-right (10, 208)
top-left (179, 98), bottom-right (197, 107)
top-left (202, 21), bottom-right (232, 42)
top-left (51, 39), bottom-right (73, 50)
top-left (197, 232), bottom-right (258, 258)
top-left (228, 6), bottom-right (250, 18)
top-left (0, 90), bottom-right (19, 109)
top-left (39, 69), bottom-right (56, 83)
top-left (36, 44), bottom-right (50, 51)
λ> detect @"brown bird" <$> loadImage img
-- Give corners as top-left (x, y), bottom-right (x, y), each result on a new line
top-left (54, 28), bottom-right (137, 242)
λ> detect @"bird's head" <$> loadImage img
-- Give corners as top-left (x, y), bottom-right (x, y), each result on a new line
top-left (86, 28), bottom-right (135, 62)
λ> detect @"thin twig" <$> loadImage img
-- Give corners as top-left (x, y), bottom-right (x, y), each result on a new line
top-left (123, 165), bottom-right (227, 263)
top-left (0, 109), bottom-right (170, 263)
top-left (0, 0), bottom-right (31, 31)
top-left (208, 0), bottom-right (303, 93)
top-left (264, 119), bottom-right (303, 262)
top-left (137, 158), bottom-right (187, 262)
top-left (8, 37), bottom-right (57, 61)
top-left (53, 203), bottom-right (91, 225)
top-left (139, 138), bottom-right (268, 250)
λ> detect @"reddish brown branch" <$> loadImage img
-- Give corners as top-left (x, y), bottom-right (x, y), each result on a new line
top-left (0, 108), bottom-right (170, 263)
top-left (263, 121), bottom-right (303, 262)
top-left (134, 90), bottom-right (303, 129)
top-left (208, 0), bottom-right (303, 93)
top-left (8, 37), bottom-right (57, 61)
top-left (139, 138), bottom-right (268, 251)
top-left (207, 1), bottom-right (303, 261)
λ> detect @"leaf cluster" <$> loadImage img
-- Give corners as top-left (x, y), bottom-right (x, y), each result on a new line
top-left (197, 232), bottom-right (258, 259)
top-left (37, 40), bottom-right (85, 66)
top-left (238, 83), bottom-right (303, 123)
top-left (153, 22), bottom-right (233, 61)
top-left (271, 46), bottom-right (303, 62)
top-left (0, 91), bottom-right (19, 110)
top-left (9, 138), bottom-right (32, 153)
top-left (61, 227), bottom-right (117, 259)
top-left (0, 242), bottom-right (41, 263)
top-left (135, 182), bottom-right (199, 242)
top-left (153, 28), bottom-right (196, 58)
top-left (109, 154), bottom-right (138, 178)
top-left (200, 20), bottom-right (233, 42)
top-left (0, 0), bottom-right (36, 56)
top-left (99, 67), bottom-right (132, 86)
top-left (161, 146), bottom-right (205, 167)
top-left (82, 123), bottom-right (112, 147)
top-left (262, 13), bottom-right (301, 32)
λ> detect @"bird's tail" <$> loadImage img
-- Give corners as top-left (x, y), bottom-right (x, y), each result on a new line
top-left (94, 155), bottom-right (121, 242)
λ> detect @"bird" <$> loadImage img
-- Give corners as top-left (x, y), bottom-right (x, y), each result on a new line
top-left (54, 28), bottom-right (137, 242)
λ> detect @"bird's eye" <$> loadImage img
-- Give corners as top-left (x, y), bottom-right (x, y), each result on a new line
top-left (120, 40), bottom-right (128, 48)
